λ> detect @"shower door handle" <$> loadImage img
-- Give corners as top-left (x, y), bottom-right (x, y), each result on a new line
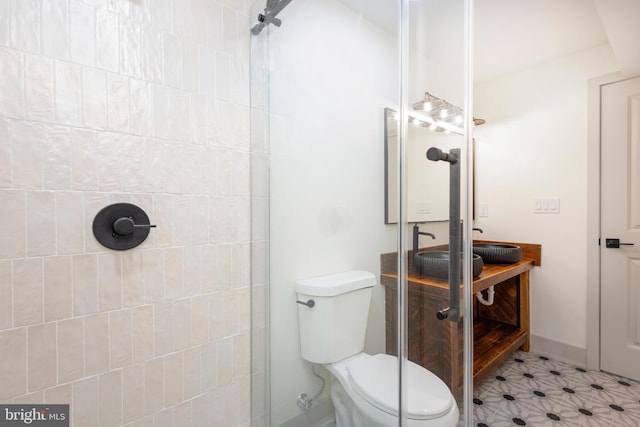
top-left (427, 147), bottom-right (461, 322)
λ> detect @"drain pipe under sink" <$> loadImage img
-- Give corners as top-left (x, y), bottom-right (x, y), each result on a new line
top-left (476, 286), bottom-right (495, 306)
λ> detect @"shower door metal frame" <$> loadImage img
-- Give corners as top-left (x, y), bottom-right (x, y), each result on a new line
top-left (396, 0), bottom-right (475, 425)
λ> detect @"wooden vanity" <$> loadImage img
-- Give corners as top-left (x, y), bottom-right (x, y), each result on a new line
top-left (380, 241), bottom-right (541, 399)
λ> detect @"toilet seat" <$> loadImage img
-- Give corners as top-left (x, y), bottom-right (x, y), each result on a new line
top-left (346, 354), bottom-right (454, 420)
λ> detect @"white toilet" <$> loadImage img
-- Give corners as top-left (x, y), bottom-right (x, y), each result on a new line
top-left (296, 270), bottom-right (459, 427)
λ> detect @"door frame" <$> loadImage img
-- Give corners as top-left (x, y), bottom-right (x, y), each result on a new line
top-left (586, 71), bottom-right (638, 371)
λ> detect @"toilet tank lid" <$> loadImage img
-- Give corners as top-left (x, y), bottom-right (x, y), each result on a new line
top-left (295, 270), bottom-right (376, 297)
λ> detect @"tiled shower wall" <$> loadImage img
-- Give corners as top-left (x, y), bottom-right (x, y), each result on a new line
top-left (0, 0), bottom-right (252, 426)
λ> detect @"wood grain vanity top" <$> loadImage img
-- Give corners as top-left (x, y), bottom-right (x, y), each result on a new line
top-left (380, 241), bottom-right (541, 296)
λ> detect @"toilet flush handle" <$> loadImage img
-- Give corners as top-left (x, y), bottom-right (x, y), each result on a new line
top-left (296, 299), bottom-right (315, 308)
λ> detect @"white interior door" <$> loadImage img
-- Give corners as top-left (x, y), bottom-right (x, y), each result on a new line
top-left (600, 75), bottom-right (640, 381)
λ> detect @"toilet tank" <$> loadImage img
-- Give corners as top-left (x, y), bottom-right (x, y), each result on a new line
top-left (295, 270), bottom-right (376, 364)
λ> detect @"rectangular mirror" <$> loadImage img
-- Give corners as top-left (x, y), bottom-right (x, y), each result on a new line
top-left (384, 107), bottom-right (464, 224)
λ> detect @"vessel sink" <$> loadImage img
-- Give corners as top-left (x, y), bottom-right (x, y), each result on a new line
top-left (473, 243), bottom-right (522, 264)
top-left (414, 250), bottom-right (483, 279)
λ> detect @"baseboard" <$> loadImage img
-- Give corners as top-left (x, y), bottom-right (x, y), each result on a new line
top-left (529, 334), bottom-right (587, 367)
top-left (278, 398), bottom-right (335, 427)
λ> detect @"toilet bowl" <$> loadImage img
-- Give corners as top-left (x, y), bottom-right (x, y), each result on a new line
top-left (325, 353), bottom-right (459, 427)
top-left (295, 271), bottom-right (459, 427)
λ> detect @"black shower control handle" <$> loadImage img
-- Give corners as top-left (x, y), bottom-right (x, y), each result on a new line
top-left (113, 217), bottom-right (157, 237)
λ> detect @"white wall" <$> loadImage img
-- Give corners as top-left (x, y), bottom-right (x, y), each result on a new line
top-left (473, 44), bottom-right (618, 355)
top-left (0, 1), bottom-right (252, 426)
top-left (267, 0), bottom-right (399, 424)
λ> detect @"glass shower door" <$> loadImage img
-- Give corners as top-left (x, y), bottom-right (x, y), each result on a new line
top-left (390, 1), bottom-right (475, 425)
top-left (249, 0), bottom-right (475, 426)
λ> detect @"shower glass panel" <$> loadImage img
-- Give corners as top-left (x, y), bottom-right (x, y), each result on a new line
top-left (250, 0), bottom-right (474, 426)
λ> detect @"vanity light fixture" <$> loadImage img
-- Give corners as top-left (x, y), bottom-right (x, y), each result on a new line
top-left (411, 92), bottom-right (486, 134)
top-left (412, 92), bottom-right (443, 112)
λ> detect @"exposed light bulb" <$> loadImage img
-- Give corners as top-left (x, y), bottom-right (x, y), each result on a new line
top-left (439, 108), bottom-right (448, 118)
top-left (455, 114), bottom-right (463, 124)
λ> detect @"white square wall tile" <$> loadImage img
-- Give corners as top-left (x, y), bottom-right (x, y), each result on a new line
top-left (100, 370), bottom-right (123, 426)
top-left (129, 79), bottom-right (153, 136)
top-left (84, 313), bottom-right (109, 376)
top-left (0, 0), bottom-right (8, 46)
top-left (216, 337), bottom-right (233, 386)
top-left (164, 247), bottom-right (184, 299)
top-left (173, 298), bottom-right (192, 351)
top-left (120, 135), bottom-right (145, 193)
top-left (44, 383), bottom-right (72, 404)
top-left (153, 408), bottom-right (174, 427)
top-left (27, 322), bottom-right (57, 392)
top-left (122, 250), bottom-right (144, 307)
top-left (42, 0), bottom-right (69, 60)
top-left (73, 253), bottom-right (98, 316)
top-left (9, 0), bottom-right (41, 53)
top-left (13, 258), bottom-right (43, 327)
top-left (25, 54), bottom-right (54, 122)
top-left (11, 121), bottom-right (45, 189)
top-left (56, 192), bottom-right (84, 254)
top-left (164, 351), bottom-right (184, 406)
top-left (69, 0), bottom-right (96, 66)
top-left (143, 249), bottom-right (164, 303)
top-left (54, 60), bottom-right (82, 126)
top-left (71, 128), bottom-right (99, 191)
top-left (173, 401), bottom-right (192, 427)
top-left (233, 332), bottom-right (250, 381)
top-left (107, 72), bottom-right (131, 132)
top-left (122, 364), bottom-right (144, 423)
top-left (73, 376), bottom-right (99, 427)
top-left (120, 16), bottom-right (142, 77)
top-left (0, 261), bottom-right (11, 329)
top-left (12, 391), bottom-right (44, 404)
top-left (26, 191), bottom-right (56, 256)
top-left (44, 256), bottom-right (73, 322)
top-left (96, 8), bottom-right (119, 72)
top-left (163, 33), bottom-right (182, 88)
top-left (144, 357), bottom-right (164, 415)
top-left (57, 318), bottom-right (84, 383)
top-left (82, 67), bottom-right (108, 129)
top-left (109, 309), bottom-right (133, 369)
top-left (0, 190), bottom-right (26, 258)
top-left (96, 131), bottom-right (124, 192)
top-left (153, 302), bottom-right (173, 356)
top-left (183, 347), bottom-right (201, 399)
top-left (132, 305), bottom-right (153, 363)
top-left (141, 29), bottom-right (162, 83)
top-left (98, 252), bottom-right (123, 311)
top-left (0, 118), bottom-right (10, 188)
top-left (43, 126), bottom-right (72, 190)
top-left (191, 294), bottom-right (209, 345)
top-left (0, 328), bottom-right (27, 399)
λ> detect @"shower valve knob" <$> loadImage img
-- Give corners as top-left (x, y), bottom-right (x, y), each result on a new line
top-left (113, 217), bottom-right (156, 237)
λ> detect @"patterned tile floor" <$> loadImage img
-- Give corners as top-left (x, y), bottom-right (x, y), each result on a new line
top-left (471, 350), bottom-right (640, 426)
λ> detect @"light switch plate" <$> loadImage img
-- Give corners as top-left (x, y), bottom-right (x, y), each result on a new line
top-left (533, 197), bottom-right (560, 214)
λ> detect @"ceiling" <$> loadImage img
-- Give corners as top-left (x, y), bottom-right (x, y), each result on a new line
top-left (335, 0), bottom-right (640, 83)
